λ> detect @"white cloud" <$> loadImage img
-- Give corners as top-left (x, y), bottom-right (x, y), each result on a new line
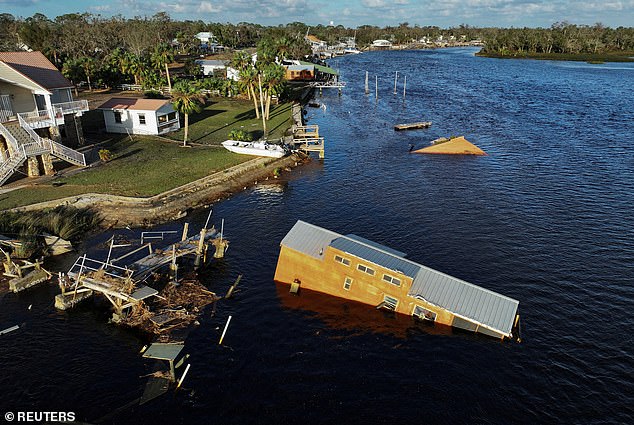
top-left (198, 1), bottom-right (220, 13)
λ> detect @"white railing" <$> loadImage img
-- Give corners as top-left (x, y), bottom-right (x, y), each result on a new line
top-left (117, 84), bottom-right (171, 95)
top-left (17, 110), bottom-right (86, 166)
top-left (53, 100), bottom-right (89, 115)
top-left (48, 139), bottom-right (86, 166)
top-left (17, 110), bottom-right (55, 129)
top-left (21, 142), bottom-right (49, 156)
top-left (0, 122), bottom-right (20, 153)
top-left (0, 148), bottom-right (26, 186)
top-left (17, 113), bottom-right (48, 146)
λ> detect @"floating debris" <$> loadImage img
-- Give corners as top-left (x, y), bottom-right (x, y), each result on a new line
top-left (413, 136), bottom-right (487, 156)
top-left (0, 324), bottom-right (20, 336)
top-left (394, 121), bottom-right (432, 131)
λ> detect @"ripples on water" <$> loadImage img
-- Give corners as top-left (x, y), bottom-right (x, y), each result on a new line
top-left (2, 48), bottom-right (634, 424)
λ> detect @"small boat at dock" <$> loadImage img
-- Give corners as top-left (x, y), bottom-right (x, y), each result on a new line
top-left (221, 140), bottom-right (287, 158)
top-left (394, 121), bottom-right (432, 131)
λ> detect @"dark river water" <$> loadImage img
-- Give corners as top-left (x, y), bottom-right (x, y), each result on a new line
top-left (2, 48), bottom-right (634, 424)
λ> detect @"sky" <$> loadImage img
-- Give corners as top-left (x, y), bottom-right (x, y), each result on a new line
top-left (2, 0), bottom-right (634, 28)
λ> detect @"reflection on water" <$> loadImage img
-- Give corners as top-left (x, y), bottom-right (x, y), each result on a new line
top-left (275, 282), bottom-right (455, 339)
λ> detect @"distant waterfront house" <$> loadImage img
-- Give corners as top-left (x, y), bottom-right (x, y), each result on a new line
top-left (195, 59), bottom-right (229, 77)
top-left (285, 64), bottom-right (315, 81)
top-left (98, 98), bottom-right (180, 135)
top-left (194, 32), bottom-right (224, 53)
top-left (306, 35), bottom-right (327, 49)
top-left (0, 51), bottom-right (88, 184)
top-left (371, 39), bottom-right (393, 49)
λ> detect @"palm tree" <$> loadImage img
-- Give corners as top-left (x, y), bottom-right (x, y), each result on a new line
top-left (262, 63), bottom-right (286, 120)
top-left (171, 81), bottom-right (205, 147)
top-left (230, 50), bottom-right (252, 73)
top-left (151, 43), bottom-right (174, 92)
top-left (239, 66), bottom-right (260, 119)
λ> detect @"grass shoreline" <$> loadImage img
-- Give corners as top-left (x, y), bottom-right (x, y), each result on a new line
top-left (0, 98), bottom-right (296, 210)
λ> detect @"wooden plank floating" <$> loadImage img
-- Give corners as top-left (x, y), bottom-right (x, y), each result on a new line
top-left (394, 121), bottom-right (432, 131)
top-left (0, 324), bottom-right (20, 336)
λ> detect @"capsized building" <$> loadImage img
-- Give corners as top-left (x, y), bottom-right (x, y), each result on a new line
top-left (274, 220), bottom-right (520, 340)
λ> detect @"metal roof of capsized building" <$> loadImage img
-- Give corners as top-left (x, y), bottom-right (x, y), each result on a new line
top-left (280, 220), bottom-right (339, 260)
top-left (410, 267), bottom-right (519, 336)
top-left (344, 234), bottom-right (407, 258)
top-left (329, 237), bottom-right (421, 278)
top-left (279, 220), bottom-right (519, 336)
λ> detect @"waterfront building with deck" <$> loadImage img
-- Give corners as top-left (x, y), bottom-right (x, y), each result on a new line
top-left (0, 51), bottom-right (88, 185)
top-left (275, 221), bottom-right (520, 340)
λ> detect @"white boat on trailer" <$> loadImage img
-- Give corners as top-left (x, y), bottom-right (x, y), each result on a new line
top-left (221, 140), bottom-right (287, 158)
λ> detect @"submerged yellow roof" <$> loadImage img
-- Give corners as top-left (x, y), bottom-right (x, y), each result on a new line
top-left (414, 136), bottom-right (487, 156)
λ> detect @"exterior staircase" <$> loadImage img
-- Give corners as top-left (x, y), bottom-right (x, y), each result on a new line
top-left (0, 120), bottom-right (86, 186)
top-left (0, 151), bottom-right (26, 186)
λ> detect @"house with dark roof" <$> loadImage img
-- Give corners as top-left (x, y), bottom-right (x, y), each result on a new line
top-left (275, 220), bottom-right (521, 340)
top-left (98, 98), bottom-right (180, 135)
top-left (0, 51), bottom-right (88, 185)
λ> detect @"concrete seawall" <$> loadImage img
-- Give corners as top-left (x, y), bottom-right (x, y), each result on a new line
top-left (9, 154), bottom-right (304, 227)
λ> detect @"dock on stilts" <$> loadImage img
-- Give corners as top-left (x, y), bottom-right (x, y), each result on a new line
top-left (291, 124), bottom-right (325, 159)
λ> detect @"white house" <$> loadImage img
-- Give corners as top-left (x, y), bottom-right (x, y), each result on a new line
top-left (195, 59), bottom-right (228, 76)
top-left (0, 51), bottom-right (88, 184)
top-left (98, 98), bottom-right (180, 136)
top-left (194, 32), bottom-right (224, 53)
top-left (195, 32), bottom-right (216, 44)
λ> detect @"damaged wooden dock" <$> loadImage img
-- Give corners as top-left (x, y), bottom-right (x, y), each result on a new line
top-left (2, 248), bottom-right (52, 293)
top-left (55, 218), bottom-right (228, 324)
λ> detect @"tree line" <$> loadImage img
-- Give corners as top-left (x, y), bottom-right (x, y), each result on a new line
top-left (478, 23), bottom-right (634, 56)
top-left (2, 12), bottom-right (634, 90)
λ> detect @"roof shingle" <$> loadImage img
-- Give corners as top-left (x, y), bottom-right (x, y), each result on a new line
top-left (0, 51), bottom-right (72, 90)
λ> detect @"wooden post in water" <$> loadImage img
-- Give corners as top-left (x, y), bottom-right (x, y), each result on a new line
top-left (394, 71), bottom-right (398, 94)
top-left (219, 315), bottom-right (232, 345)
top-left (375, 75), bottom-right (378, 101)
top-left (365, 71), bottom-right (369, 94)
top-left (403, 75), bottom-right (407, 99)
top-left (194, 209), bottom-right (213, 269)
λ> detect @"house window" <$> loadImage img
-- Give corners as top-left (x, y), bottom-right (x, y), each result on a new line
top-left (168, 112), bottom-right (176, 121)
top-left (357, 263), bottom-right (375, 276)
top-left (114, 111), bottom-right (122, 123)
top-left (159, 114), bottom-right (167, 123)
top-left (413, 305), bottom-right (437, 322)
top-left (382, 274), bottom-right (401, 287)
top-left (343, 277), bottom-right (353, 291)
top-left (138, 114), bottom-right (146, 125)
top-left (334, 255), bottom-right (350, 266)
top-left (383, 295), bottom-right (399, 310)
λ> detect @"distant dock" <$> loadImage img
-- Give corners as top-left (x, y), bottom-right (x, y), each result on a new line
top-left (394, 121), bottom-right (432, 131)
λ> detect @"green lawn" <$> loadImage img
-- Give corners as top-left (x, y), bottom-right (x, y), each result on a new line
top-left (0, 98), bottom-right (294, 210)
top-left (166, 98), bottom-right (294, 145)
top-left (0, 138), bottom-right (251, 209)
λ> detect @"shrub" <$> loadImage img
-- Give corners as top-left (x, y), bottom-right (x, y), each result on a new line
top-left (228, 129), bottom-right (253, 142)
top-left (99, 149), bottom-right (113, 162)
